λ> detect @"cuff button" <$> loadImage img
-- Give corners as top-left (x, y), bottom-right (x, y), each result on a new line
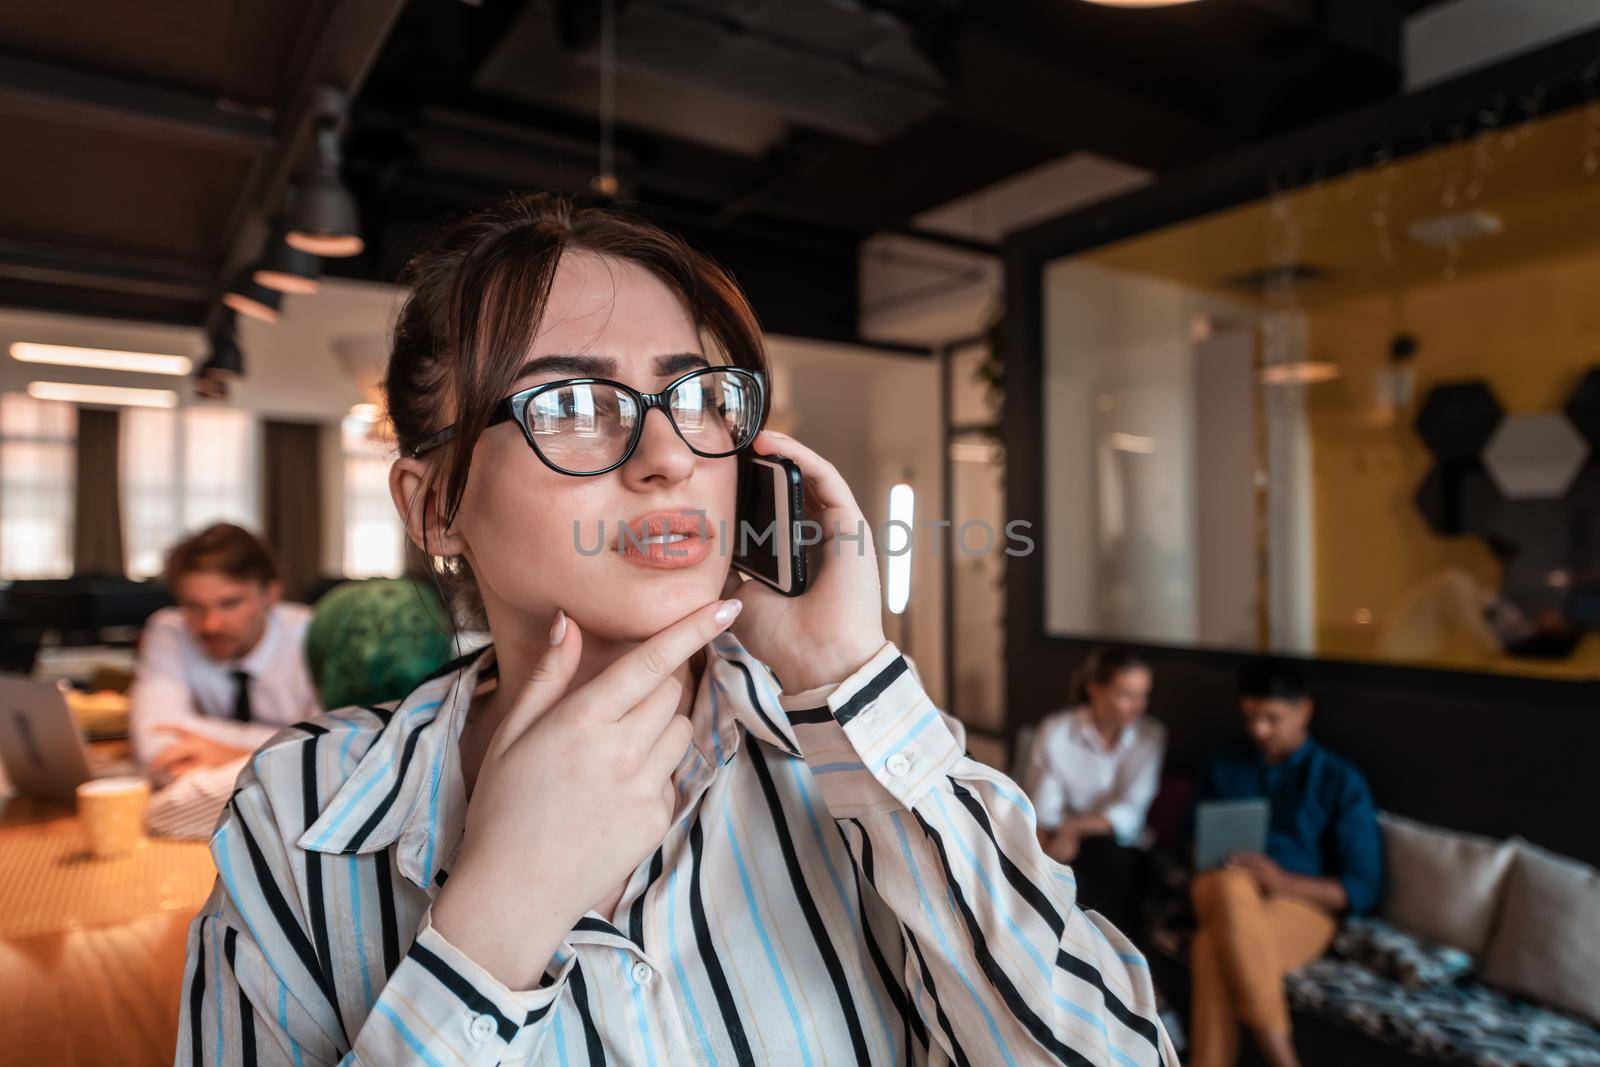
top-left (885, 751), bottom-right (914, 777)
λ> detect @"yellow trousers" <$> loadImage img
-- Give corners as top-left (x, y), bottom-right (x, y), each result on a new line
top-left (1188, 868), bottom-right (1337, 1067)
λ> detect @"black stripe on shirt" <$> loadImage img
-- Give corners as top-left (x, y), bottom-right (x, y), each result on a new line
top-left (785, 706), bottom-right (834, 726)
top-left (568, 961), bottom-right (607, 1065)
top-left (224, 926), bottom-right (258, 1067)
top-left (950, 781), bottom-right (1064, 935)
top-left (300, 732), bottom-right (343, 1038)
top-left (835, 656), bottom-right (908, 726)
top-left (233, 807), bottom-right (345, 1037)
top-left (629, 847), bottom-right (665, 951)
top-left (723, 658), bottom-right (800, 755)
top-left (912, 809), bottom-right (1100, 1067)
top-left (948, 779), bottom-right (1165, 1059)
top-left (375, 852), bottom-right (401, 976)
top-left (1055, 951), bottom-right (1166, 1062)
top-left (343, 717), bottom-right (430, 852)
top-left (409, 940), bottom-right (519, 1042)
top-left (904, 927), bottom-right (972, 1067)
top-left (688, 814), bottom-right (755, 1066)
top-left (189, 919), bottom-right (207, 1066)
top-left (844, 819), bottom-right (928, 1056)
top-left (747, 743), bottom-right (871, 1065)
top-left (572, 916), bottom-right (628, 940)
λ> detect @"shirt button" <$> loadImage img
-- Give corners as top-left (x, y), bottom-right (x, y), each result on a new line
top-left (468, 1013), bottom-right (497, 1042)
top-left (631, 961), bottom-right (654, 985)
top-left (885, 751), bottom-right (914, 777)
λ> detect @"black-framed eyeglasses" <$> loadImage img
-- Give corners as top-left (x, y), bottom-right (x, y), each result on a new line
top-left (409, 366), bottom-right (766, 477)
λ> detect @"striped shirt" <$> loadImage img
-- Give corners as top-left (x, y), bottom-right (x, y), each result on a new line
top-left (177, 634), bottom-right (1176, 1066)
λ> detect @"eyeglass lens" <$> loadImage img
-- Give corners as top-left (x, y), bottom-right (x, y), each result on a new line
top-left (524, 369), bottom-right (761, 473)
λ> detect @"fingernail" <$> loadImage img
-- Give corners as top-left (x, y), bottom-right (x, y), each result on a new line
top-left (713, 599), bottom-right (742, 625)
top-left (549, 609), bottom-right (567, 646)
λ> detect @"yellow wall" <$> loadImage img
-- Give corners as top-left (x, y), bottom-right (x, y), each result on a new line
top-left (1306, 247), bottom-right (1600, 678)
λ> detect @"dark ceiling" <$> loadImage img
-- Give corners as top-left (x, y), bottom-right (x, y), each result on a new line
top-left (0, 0), bottom-right (1450, 342)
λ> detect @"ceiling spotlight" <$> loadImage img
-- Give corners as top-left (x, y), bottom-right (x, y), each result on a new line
top-left (255, 221), bottom-right (321, 294)
top-left (201, 324), bottom-right (244, 381)
top-left (194, 375), bottom-right (229, 401)
top-left (287, 100), bottom-right (364, 257)
top-left (222, 269), bottom-right (282, 324)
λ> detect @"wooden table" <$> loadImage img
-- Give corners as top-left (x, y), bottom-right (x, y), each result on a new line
top-left (0, 793), bottom-right (213, 1067)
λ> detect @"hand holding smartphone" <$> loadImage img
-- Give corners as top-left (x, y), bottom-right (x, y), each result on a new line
top-left (731, 453), bottom-right (810, 596)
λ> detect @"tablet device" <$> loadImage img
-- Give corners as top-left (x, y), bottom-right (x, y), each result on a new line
top-left (1194, 798), bottom-right (1270, 871)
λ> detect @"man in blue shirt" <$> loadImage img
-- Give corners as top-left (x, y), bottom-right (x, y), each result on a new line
top-left (1187, 660), bottom-right (1382, 1067)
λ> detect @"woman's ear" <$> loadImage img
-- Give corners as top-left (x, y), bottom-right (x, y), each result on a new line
top-left (390, 457), bottom-right (468, 558)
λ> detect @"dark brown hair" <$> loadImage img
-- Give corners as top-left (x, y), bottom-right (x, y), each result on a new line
top-left (1067, 644), bottom-right (1151, 706)
top-left (163, 523), bottom-right (278, 589)
top-left (384, 192), bottom-right (770, 623)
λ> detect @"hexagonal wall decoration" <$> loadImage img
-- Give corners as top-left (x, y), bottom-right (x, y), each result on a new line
top-left (1415, 462), bottom-right (1501, 537)
top-left (1409, 373), bottom-right (1600, 660)
top-left (1415, 382), bottom-right (1503, 462)
top-left (1483, 412), bottom-right (1589, 500)
top-left (1564, 367), bottom-right (1600, 449)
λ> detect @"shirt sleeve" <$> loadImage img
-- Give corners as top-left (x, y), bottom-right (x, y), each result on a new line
top-left (1101, 725), bottom-right (1165, 847)
top-left (1022, 719), bottom-right (1068, 832)
top-left (130, 615), bottom-right (280, 771)
top-left (1329, 765), bottom-right (1384, 916)
top-left (176, 777), bottom-right (572, 1065)
top-left (779, 642), bottom-right (1177, 1067)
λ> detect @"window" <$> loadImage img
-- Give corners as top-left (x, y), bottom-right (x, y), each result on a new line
top-left (0, 393), bottom-right (76, 579)
top-left (121, 408), bottom-right (260, 579)
top-left (341, 416), bottom-right (404, 578)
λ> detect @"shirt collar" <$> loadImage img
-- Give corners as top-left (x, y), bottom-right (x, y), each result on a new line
top-left (1069, 706), bottom-right (1130, 755)
top-left (297, 631), bottom-right (799, 891)
top-left (236, 603), bottom-right (286, 676)
top-left (1255, 735), bottom-right (1317, 770)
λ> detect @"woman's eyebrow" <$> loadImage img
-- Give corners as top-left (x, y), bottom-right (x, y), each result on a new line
top-left (514, 352), bottom-right (708, 381)
top-left (655, 352), bottom-right (709, 376)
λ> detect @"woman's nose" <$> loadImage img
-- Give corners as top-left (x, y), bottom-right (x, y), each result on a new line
top-left (621, 408), bottom-right (697, 487)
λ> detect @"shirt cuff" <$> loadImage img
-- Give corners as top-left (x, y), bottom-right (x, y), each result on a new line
top-left (355, 907), bottom-right (572, 1064)
top-left (779, 642), bottom-right (963, 817)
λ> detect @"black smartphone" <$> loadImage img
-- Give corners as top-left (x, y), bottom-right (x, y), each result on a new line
top-left (732, 453), bottom-right (809, 596)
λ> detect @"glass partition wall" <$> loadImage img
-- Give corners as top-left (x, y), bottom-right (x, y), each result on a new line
top-left (1043, 101), bottom-right (1600, 681)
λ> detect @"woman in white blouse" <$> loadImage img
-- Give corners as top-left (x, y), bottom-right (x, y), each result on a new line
top-left (1026, 646), bottom-right (1166, 936)
top-left (174, 194), bottom-right (1175, 1066)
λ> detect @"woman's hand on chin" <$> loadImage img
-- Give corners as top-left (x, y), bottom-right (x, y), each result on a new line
top-left (725, 429), bottom-right (887, 694)
top-left (432, 597), bottom-right (743, 990)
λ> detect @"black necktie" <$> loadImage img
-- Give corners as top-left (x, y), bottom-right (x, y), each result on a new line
top-left (231, 670), bottom-right (254, 723)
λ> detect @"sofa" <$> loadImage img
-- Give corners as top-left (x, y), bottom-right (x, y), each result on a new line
top-left (1150, 812), bottom-right (1600, 1067)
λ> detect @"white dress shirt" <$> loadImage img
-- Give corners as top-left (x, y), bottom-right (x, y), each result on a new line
top-left (1025, 706), bottom-right (1166, 846)
top-left (130, 602), bottom-right (320, 767)
top-left (175, 635), bottom-right (1176, 1066)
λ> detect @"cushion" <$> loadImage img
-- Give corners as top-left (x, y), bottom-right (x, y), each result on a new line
top-left (1333, 917), bottom-right (1474, 990)
top-left (1481, 840), bottom-right (1600, 1028)
top-left (1288, 957), bottom-right (1600, 1067)
top-left (1380, 812), bottom-right (1514, 956)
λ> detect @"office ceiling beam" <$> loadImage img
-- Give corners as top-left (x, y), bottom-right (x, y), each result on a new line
top-left (0, 237), bottom-right (212, 300)
top-left (0, 52), bottom-right (276, 152)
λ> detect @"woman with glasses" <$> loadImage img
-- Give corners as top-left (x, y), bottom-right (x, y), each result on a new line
top-left (176, 194), bottom-right (1175, 1066)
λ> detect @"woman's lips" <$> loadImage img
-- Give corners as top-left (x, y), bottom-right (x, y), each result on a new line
top-left (615, 510), bottom-right (714, 570)
top-left (617, 532), bottom-right (712, 569)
